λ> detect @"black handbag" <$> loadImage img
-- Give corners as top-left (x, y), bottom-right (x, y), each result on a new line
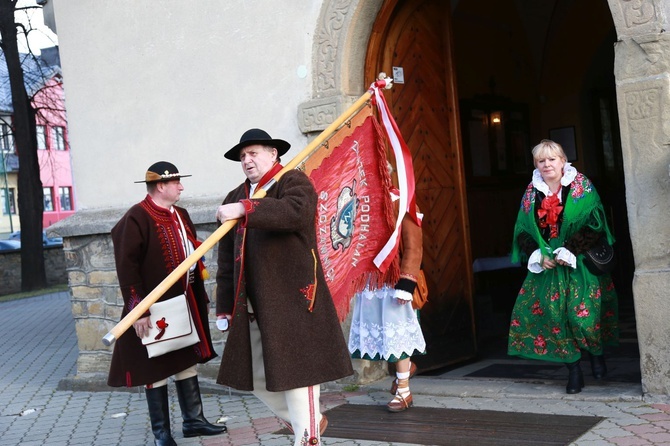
top-left (583, 237), bottom-right (615, 276)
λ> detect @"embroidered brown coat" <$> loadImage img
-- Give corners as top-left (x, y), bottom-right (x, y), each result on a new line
top-left (215, 170), bottom-right (354, 391)
top-left (107, 195), bottom-right (217, 387)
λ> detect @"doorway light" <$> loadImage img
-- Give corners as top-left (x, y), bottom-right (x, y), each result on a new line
top-left (490, 111), bottom-right (502, 125)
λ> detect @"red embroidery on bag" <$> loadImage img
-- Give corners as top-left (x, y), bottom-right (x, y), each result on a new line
top-left (154, 317), bottom-right (168, 340)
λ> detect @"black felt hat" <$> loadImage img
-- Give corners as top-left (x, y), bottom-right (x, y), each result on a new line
top-left (224, 128), bottom-right (291, 161)
top-left (134, 161), bottom-right (192, 183)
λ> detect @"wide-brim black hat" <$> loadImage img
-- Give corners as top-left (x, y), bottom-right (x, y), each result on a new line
top-left (224, 128), bottom-right (291, 161)
top-left (134, 161), bottom-right (192, 183)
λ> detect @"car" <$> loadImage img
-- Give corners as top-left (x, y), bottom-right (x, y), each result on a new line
top-left (8, 230), bottom-right (63, 247)
top-left (0, 239), bottom-right (21, 252)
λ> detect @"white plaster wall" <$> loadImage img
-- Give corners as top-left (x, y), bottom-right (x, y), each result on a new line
top-left (51, 0), bottom-right (322, 210)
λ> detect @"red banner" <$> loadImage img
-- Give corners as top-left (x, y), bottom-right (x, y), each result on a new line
top-left (307, 112), bottom-right (399, 321)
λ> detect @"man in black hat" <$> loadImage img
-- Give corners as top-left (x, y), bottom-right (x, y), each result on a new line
top-left (214, 129), bottom-right (353, 445)
top-left (108, 161), bottom-right (226, 446)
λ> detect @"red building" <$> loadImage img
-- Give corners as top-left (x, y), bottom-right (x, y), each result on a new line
top-left (0, 47), bottom-right (74, 233)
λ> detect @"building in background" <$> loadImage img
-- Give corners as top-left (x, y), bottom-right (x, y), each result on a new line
top-left (0, 46), bottom-right (75, 234)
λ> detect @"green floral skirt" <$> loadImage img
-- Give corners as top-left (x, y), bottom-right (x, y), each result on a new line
top-left (507, 260), bottom-right (619, 363)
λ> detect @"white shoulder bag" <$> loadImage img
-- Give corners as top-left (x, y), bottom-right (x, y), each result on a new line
top-left (141, 293), bottom-right (200, 358)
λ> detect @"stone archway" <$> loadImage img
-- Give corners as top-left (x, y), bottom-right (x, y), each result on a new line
top-left (297, 0), bottom-right (383, 135)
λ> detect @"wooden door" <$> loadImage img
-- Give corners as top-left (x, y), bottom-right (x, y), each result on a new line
top-left (366, 0), bottom-right (476, 370)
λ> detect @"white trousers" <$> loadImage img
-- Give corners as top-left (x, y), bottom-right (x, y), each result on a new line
top-left (249, 320), bottom-right (323, 445)
top-left (148, 365), bottom-right (197, 388)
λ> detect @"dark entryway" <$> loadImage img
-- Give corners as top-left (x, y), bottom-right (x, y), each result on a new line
top-left (365, 0), bottom-right (638, 381)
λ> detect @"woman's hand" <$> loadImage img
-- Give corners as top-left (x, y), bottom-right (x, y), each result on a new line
top-left (553, 247), bottom-right (577, 268)
top-left (541, 256), bottom-right (557, 270)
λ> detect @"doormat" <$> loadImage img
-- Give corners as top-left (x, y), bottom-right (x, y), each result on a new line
top-left (275, 404), bottom-right (602, 446)
top-left (465, 363), bottom-right (564, 380)
top-left (465, 362), bottom-right (641, 383)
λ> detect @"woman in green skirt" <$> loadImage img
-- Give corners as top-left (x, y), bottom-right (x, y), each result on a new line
top-left (508, 139), bottom-right (618, 394)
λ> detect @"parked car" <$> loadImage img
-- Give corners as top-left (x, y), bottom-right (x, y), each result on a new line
top-left (8, 230), bottom-right (63, 247)
top-left (0, 239), bottom-right (21, 252)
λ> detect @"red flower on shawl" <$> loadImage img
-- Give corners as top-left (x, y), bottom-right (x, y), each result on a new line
top-left (537, 194), bottom-right (563, 239)
top-left (531, 300), bottom-right (543, 315)
top-left (533, 334), bottom-right (547, 355)
top-left (576, 302), bottom-right (590, 318)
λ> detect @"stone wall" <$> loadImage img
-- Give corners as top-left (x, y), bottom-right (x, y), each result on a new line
top-left (0, 246), bottom-right (68, 296)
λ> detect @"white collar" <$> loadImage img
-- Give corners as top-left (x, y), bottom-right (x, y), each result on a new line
top-left (532, 162), bottom-right (577, 196)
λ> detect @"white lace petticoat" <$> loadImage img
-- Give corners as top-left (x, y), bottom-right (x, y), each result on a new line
top-left (348, 284), bottom-right (426, 361)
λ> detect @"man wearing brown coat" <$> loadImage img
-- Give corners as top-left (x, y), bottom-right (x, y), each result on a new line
top-left (109, 161), bottom-right (226, 446)
top-left (215, 129), bottom-right (354, 445)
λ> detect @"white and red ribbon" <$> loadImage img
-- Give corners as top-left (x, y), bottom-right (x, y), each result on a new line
top-left (370, 79), bottom-right (421, 272)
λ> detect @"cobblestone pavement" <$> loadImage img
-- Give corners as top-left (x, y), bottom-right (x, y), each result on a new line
top-left (2, 293), bottom-right (670, 446)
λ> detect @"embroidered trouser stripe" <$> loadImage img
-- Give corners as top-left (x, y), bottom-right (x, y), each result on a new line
top-left (249, 320), bottom-right (322, 445)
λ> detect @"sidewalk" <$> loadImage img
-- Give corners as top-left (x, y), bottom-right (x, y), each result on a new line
top-left (1, 292), bottom-right (670, 446)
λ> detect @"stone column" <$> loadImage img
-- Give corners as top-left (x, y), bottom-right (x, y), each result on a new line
top-left (609, 0), bottom-right (670, 396)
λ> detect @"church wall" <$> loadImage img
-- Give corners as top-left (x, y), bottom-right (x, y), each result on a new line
top-left (51, 0), bottom-right (322, 210)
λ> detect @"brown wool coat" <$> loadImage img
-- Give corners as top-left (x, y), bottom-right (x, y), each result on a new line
top-left (216, 170), bottom-right (354, 392)
top-left (107, 196), bottom-right (217, 388)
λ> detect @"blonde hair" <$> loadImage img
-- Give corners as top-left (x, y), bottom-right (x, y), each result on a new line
top-left (532, 139), bottom-right (567, 166)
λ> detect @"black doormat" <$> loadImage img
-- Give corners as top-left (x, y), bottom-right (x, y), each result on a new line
top-left (465, 362), bottom-right (641, 383)
top-left (276, 404), bottom-right (603, 445)
top-left (465, 363), bottom-right (564, 379)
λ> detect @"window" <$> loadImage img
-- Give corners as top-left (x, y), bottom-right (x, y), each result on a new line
top-left (0, 123), bottom-right (13, 153)
top-left (52, 126), bottom-right (66, 150)
top-left (43, 187), bottom-right (54, 211)
top-left (59, 186), bottom-right (72, 211)
top-left (1, 188), bottom-right (16, 215)
top-left (36, 125), bottom-right (46, 150)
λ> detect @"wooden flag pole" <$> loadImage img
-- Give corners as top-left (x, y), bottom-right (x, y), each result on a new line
top-left (102, 74), bottom-right (393, 346)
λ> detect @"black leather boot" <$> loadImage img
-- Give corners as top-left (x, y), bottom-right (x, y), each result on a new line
top-left (589, 353), bottom-right (607, 379)
top-left (175, 376), bottom-right (227, 437)
top-left (565, 361), bottom-right (584, 394)
top-left (145, 386), bottom-right (177, 446)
